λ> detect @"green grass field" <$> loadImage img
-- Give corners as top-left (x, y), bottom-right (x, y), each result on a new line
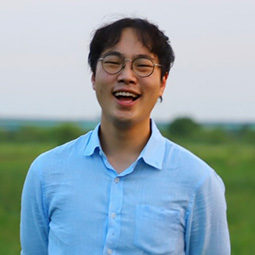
top-left (0, 141), bottom-right (254, 254)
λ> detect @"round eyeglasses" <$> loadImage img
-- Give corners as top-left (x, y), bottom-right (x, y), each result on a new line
top-left (98, 53), bottom-right (162, 78)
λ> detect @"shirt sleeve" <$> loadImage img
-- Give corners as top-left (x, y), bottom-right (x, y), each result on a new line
top-left (20, 159), bottom-right (49, 255)
top-left (186, 170), bottom-right (231, 255)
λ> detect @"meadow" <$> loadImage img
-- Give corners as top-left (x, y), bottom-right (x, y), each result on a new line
top-left (0, 140), bottom-right (254, 254)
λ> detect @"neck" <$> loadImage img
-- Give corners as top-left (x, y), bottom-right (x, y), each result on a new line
top-left (99, 118), bottom-right (151, 172)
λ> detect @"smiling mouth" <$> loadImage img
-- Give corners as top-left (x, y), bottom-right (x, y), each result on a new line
top-left (113, 91), bottom-right (140, 101)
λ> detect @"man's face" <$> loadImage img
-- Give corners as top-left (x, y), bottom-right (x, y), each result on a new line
top-left (92, 28), bottom-right (167, 127)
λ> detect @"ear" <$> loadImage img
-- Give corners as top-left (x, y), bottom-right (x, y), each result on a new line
top-left (91, 74), bottom-right (96, 90)
top-left (159, 72), bottom-right (168, 96)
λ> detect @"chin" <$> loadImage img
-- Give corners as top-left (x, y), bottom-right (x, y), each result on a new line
top-left (112, 113), bottom-right (150, 129)
top-left (112, 115), bottom-right (135, 128)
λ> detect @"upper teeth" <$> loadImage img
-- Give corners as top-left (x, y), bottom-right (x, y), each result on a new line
top-left (114, 91), bottom-right (137, 98)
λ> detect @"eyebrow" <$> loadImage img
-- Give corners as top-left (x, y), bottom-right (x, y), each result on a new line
top-left (102, 51), bottom-right (155, 61)
top-left (102, 51), bottom-right (122, 58)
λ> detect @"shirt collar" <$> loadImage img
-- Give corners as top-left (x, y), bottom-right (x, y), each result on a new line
top-left (83, 123), bottom-right (101, 156)
top-left (83, 120), bottom-right (166, 170)
top-left (138, 119), bottom-right (166, 170)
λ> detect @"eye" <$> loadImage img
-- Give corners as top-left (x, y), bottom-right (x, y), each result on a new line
top-left (137, 63), bottom-right (151, 67)
top-left (101, 54), bottom-right (123, 74)
top-left (103, 55), bottom-right (122, 65)
top-left (134, 58), bottom-right (153, 72)
top-left (104, 60), bottom-right (121, 65)
top-left (136, 64), bottom-right (152, 68)
top-left (134, 58), bottom-right (153, 67)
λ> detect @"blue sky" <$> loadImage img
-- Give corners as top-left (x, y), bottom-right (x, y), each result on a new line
top-left (1, 0), bottom-right (254, 122)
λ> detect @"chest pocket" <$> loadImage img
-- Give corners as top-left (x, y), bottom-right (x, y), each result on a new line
top-left (134, 205), bottom-right (181, 255)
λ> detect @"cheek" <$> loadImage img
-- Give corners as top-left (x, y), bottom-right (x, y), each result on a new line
top-left (94, 66), bottom-right (115, 85)
top-left (93, 77), bottom-right (113, 100)
top-left (146, 80), bottom-right (164, 97)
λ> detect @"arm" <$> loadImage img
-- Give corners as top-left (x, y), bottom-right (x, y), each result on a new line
top-left (20, 159), bottom-right (49, 255)
top-left (186, 170), bottom-right (231, 255)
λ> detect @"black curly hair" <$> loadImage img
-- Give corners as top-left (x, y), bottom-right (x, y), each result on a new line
top-left (88, 18), bottom-right (175, 80)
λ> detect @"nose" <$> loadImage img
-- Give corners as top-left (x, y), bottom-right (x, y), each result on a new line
top-left (117, 60), bottom-right (137, 84)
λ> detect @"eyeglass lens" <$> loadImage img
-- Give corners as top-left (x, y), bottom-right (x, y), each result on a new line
top-left (102, 54), bottom-right (154, 77)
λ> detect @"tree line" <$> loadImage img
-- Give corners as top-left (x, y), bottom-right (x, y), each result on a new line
top-left (0, 117), bottom-right (254, 145)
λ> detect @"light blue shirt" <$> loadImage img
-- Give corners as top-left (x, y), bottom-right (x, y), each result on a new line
top-left (20, 120), bottom-right (230, 255)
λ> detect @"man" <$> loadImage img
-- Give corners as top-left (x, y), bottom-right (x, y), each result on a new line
top-left (20, 18), bottom-right (230, 254)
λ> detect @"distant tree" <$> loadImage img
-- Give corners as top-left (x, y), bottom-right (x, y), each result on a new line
top-left (51, 123), bottom-right (83, 145)
top-left (202, 128), bottom-right (230, 144)
top-left (15, 126), bottom-right (48, 142)
top-left (168, 117), bottom-right (200, 137)
top-left (0, 128), bottom-right (8, 141)
top-left (239, 124), bottom-right (255, 143)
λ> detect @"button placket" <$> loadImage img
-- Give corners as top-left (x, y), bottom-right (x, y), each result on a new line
top-left (107, 248), bottom-right (113, 254)
top-left (104, 176), bottom-right (123, 254)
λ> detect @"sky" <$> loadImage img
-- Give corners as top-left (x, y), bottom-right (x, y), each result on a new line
top-left (1, 0), bottom-right (255, 122)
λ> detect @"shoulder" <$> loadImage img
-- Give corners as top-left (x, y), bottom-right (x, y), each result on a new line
top-left (162, 137), bottom-right (224, 191)
top-left (28, 131), bottom-right (93, 176)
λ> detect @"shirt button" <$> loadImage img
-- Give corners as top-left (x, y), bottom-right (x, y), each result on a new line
top-left (111, 212), bottom-right (116, 219)
top-left (114, 177), bottom-right (120, 183)
top-left (107, 248), bottom-right (113, 254)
